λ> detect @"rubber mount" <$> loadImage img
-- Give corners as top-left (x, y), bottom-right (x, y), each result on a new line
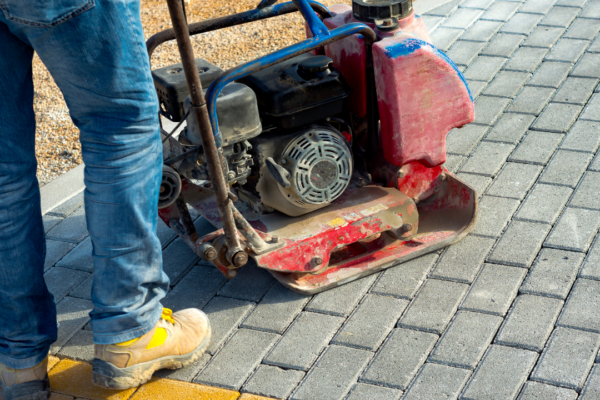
top-left (352, 0), bottom-right (413, 22)
top-left (0, 376), bottom-right (51, 400)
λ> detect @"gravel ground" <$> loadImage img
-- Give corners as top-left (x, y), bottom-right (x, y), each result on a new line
top-left (33, 0), bottom-right (347, 186)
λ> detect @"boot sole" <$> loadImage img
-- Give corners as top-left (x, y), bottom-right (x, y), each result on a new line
top-left (1, 376), bottom-right (51, 400)
top-left (91, 323), bottom-right (211, 390)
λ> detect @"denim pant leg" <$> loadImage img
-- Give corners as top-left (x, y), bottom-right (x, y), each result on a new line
top-left (0, 22), bottom-right (57, 369)
top-left (1, 0), bottom-right (170, 347)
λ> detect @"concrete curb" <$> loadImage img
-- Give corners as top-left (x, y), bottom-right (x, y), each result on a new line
top-left (40, 163), bottom-right (85, 216)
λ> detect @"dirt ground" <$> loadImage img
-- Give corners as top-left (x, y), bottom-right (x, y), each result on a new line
top-left (33, 0), bottom-right (346, 185)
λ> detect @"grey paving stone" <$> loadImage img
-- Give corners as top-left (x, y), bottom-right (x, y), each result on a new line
top-left (539, 5), bottom-right (579, 27)
top-left (590, 152), bottom-right (600, 171)
top-left (217, 263), bottom-right (276, 303)
top-left (163, 264), bottom-right (227, 312)
top-left (46, 206), bottom-right (88, 244)
top-left (43, 214), bottom-right (63, 234)
top-left (461, 264), bottom-right (526, 315)
top-left (399, 278), bottom-right (469, 334)
top-left (429, 310), bottom-right (502, 369)
top-left (564, 18), bottom-right (600, 39)
top-left (69, 273), bottom-right (93, 300)
top-left (520, 0), bottom-right (558, 14)
top-left (496, 294), bottom-right (563, 352)
top-left (508, 131), bottom-right (564, 165)
top-left (581, 235), bottom-right (600, 282)
top-left (482, 35), bottom-right (525, 60)
top-left (57, 329), bottom-right (94, 363)
top-left (480, 1), bottom-right (522, 21)
top-left (570, 171), bottom-right (600, 210)
top-left (332, 294), bottom-right (408, 351)
top-left (44, 239), bottom-right (76, 272)
top-left (291, 345), bottom-right (372, 400)
top-left (461, 20), bottom-right (503, 41)
top-left (539, 150), bottom-right (593, 187)
top-left (195, 328), bottom-right (279, 390)
top-left (461, 345), bottom-right (538, 400)
top-left (202, 296), bottom-right (254, 355)
top-left (554, 77), bottom-right (599, 105)
top-left (156, 218), bottom-right (177, 249)
top-left (447, 124), bottom-right (489, 155)
top-left (546, 38), bottom-right (590, 62)
top-left (456, 172), bottom-right (493, 197)
top-left (571, 53), bottom-right (600, 79)
top-left (487, 221), bottom-right (551, 268)
top-left (581, 364), bottom-right (600, 400)
top-left (522, 26), bottom-right (566, 48)
top-left (471, 195), bottom-right (520, 237)
top-left (264, 312), bottom-right (344, 371)
top-left (243, 365), bottom-right (305, 400)
top-left (430, 27), bottom-right (465, 51)
top-left (426, 0), bottom-right (463, 17)
top-left (580, 0), bottom-right (600, 18)
top-left (422, 15), bottom-right (444, 32)
top-left (483, 71), bottom-right (532, 98)
top-left (545, 208), bottom-right (600, 252)
top-left (161, 237), bottom-right (199, 286)
top-left (461, 0), bottom-right (494, 9)
top-left (44, 266), bottom-right (89, 303)
top-left (501, 13), bottom-right (544, 35)
top-left (371, 253), bottom-right (438, 299)
top-left (466, 79), bottom-right (488, 98)
top-left (240, 282), bottom-right (310, 334)
top-left (505, 47), bottom-right (550, 72)
top-left (46, 192), bottom-right (84, 218)
top-left (464, 57), bottom-right (509, 82)
top-left (558, 278), bottom-right (600, 333)
top-left (507, 86), bottom-right (556, 115)
top-left (443, 8), bottom-right (484, 29)
top-left (445, 154), bottom-right (467, 173)
top-left (532, 103), bottom-right (583, 133)
top-left (430, 235), bottom-right (495, 283)
top-left (346, 383), bottom-right (402, 400)
top-left (556, 0), bottom-right (587, 6)
top-left (518, 381), bottom-right (578, 400)
top-left (155, 353), bottom-right (211, 382)
top-left (486, 162), bottom-right (542, 200)
top-left (528, 62), bottom-right (572, 88)
top-left (403, 363), bottom-right (471, 400)
top-left (360, 328), bottom-right (438, 390)
top-left (55, 237), bottom-right (93, 272)
top-left (447, 41), bottom-right (487, 66)
top-left (485, 113), bottom-right (536, 144)
top-left (520, 248), bottom-right (585, 299)
top-left (460, 141), bottom-right (515, 176)
top-left (590, 35), bottom-right (600, 53)
top-left (531, 327), bottom-right (600, 391)
top-left (515, 184), bottom-right (574, 224)
top-left (581, 93), bottom-right (600, 121)
top-left (50, 296), bottom-right (93, 355)
top-left (472, 96), bottom-right (512, 125)
top-left (305, 273), bottom-right (377, 316)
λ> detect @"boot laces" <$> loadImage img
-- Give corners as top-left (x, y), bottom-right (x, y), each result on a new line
top-left (161, 308), bottom-right (176, 325)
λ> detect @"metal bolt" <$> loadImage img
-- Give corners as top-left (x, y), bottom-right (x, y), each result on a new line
top-left (281, 159), bottom-right (287, 165)
top-left (227, 269), bottom-right (237, 278)
top-left (203, 247), bottom-right (217, 261)
top-left (397, 170), bottom-right (405, 178)
top-left (434, 186), bottom-right (440, 193)
top-left (227, 171), bottom-right (236, 180)
top-left (271, 235), bottom-right (279, 243)
top-left (313, 256), bottom-right (323, 266)
top-left (401, 223), bottom-right (413, 233)
top-left (412, 197), bottom-right (419, 204)
top-left (382, 19), bottom-right (393, 26)
top-left (232, 251), bottom-right (248, 268)
top-left (160, 185), bottom-right (166, 193)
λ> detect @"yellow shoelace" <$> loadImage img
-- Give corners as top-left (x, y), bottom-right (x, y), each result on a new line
top-left (161, 308), bottom-right (176, 324)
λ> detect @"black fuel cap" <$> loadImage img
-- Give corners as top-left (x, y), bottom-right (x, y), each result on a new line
top-left (298, 56), bottom-right (333, 79)
top-left (352, 0), bottom-right (413, 23)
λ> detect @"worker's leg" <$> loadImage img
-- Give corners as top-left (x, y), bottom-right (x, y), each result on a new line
top-left (4, 0), bottom-right (170, 345)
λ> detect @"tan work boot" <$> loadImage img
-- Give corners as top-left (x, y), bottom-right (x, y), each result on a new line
top-left (0, 357), bottom-right (50, 400)
top-left (92, 308), bottom-right (210, 390)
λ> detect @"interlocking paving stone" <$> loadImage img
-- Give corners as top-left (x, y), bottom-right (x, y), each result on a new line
top-left (461, 264), bottom-right (527, 315)
top-left (361, 328), bottom-right (438, 390)
top-left (156, 219), bottom-right (177, 249)
top-left (504, 47), bottom-right (550, 72)
top-left (461, 20), bottom-right (503, 41)
top-left (447, 124), bottom-right (489, 155)
top-left (522, 26), bottom-right (566, 47)
top-left (520, 0), bottom-right (558, 14)
top-left (443, 8), bottom-right (485, 29)
top-left (539, 5), bottom-right (579, 27)
top-left (589, 35), bottom-right (600, 52)
top-left (403, 363), bottom-right (471, 400)
top-left (545, 208), bottom-right (600, 252)
top-left (68, 273), bottom-right (93, 300)
top-left (554, 77), bottom-right (599, 105)
top-left (545, 38), bottom-right (590, 62)
top-left (50, 297), bottom-right (94, 355)
top-left (487, 221), bottom-right (552, 268)
top-left (571, 53), bottom-right (600, 79)
top-left (305, 273), bottom-right (377, 316)
top-left (581, 364), bottom-right (600, 400)
top-left (580, 0), bottom-right (600, 18)
top-left (399, 279), bottom-right (469, 334)
top-left (515, 183), bottom-right (573, 224)
top-left (430, 27), bottom-right (465, 51)
top-left (46, 192), bottom-right (84, 218)
top-left (466, 79), bottom-right (488, 98)
top-left (570, 171), bottom-right (600, 210)
top-left (473, 96), bottom-right (512, 126)
top-left (240, 282), bottom-right (310, 334)
top-left (509, 130), bottom-right (563, 165)
top-left (461, 345), bottom-right (538, 400)
top-left (429, 311), bottom-right (502, 369)
top-left (507, 86), bottom-right (556, 115)
top-left (332, 294), bottom-right (408, 351)
top-left (483, 71), bottom-right (532, 98)
top-left (217, 263), bottom-right (276, 303)
top-left (464, 57), bottom-right (509, 82)
top-left (501, 13), bottom-right (544, 35)
top-left (291, 345), bottom-right (372, 400)
top-left (496, 294), bottom-right (563, 352)
top-left (558, 278), bottom-right (600, 333)
top-left (46, 206), bottom-right (88, 244)
top-left (195, 328), bottom-right (279, 390)
top-left (456, 172), bottom-right (493, 197)
top-left (155, 352), bottom-right (211, 382)
top-left (447, 41), bottom-right (487, 66)
top-left (445, 154), bottom-right (466, 173)
top-left (486, 162), bottom-right (542, 199)
top-left (242, 365), bottom-right (305, 400)
top-left (481, 33), bottom-right (525, 57)
top-left (55, 237), bottom-right (93, 272)
top-left (580, 235), bottom-right (600, 280)
top-left (163, 264), bottom-right (227, 312)
top-left (581, 93), bottom-right (600, 121)
top-left (44, 240), bottom-right (76, 272)
top-left (57, 329), bottom-right (94, 363)
top-left (460, 141), bottom-right (515, 176)
top-left (531, 327), bottom-right (600, 391)
top-left (43, 214), bottom-right (62, 234)
top-left (161, 238), bottom-right (199, 286)
top-left (532, 103), bottom-right (583, 132)
top-left (480, 1), bottom-right (521, 21)
top-left (346, 383), bottom-right (402, 400)
top-left (371, 253), bottom-right (438, 299)
top-left (422, 15), bottom-right (444, 31)
top-left (520, 249), bottom-right (585, 299)
top-left (528, 62), bottom-right (572, 88)
top-left (264, 312), bottom-right (344, 371)
top-left (426, 0), bottom-right (462, 17)
top-left (44, 267), bottom-right (90, 303)
top-left (564, 18), bottom-right (600, 39)
top-left (518, 381), bottom-right (578, 400)
top-left (556, 0), bottom-right (587, 6)
top-left (539, 150), bottom-right (593, 187)
top-left (461, 0), bottom-right (494, 9)
top-left (431, 235), bottom-right (495, 283)
top-left (202, 296), bottom-right (254, 355)
top-left (471, 195), bottom-right (520, 237)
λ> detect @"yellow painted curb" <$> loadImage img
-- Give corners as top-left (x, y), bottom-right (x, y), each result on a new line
top-left (130, 377), bottom-right (239, 400)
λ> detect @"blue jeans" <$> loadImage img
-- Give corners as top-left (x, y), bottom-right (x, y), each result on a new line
top-left (0, 0), bottom-right (170, 369)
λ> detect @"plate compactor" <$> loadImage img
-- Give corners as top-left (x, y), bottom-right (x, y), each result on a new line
top-left (147, 0), bottom-right (477, 294)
